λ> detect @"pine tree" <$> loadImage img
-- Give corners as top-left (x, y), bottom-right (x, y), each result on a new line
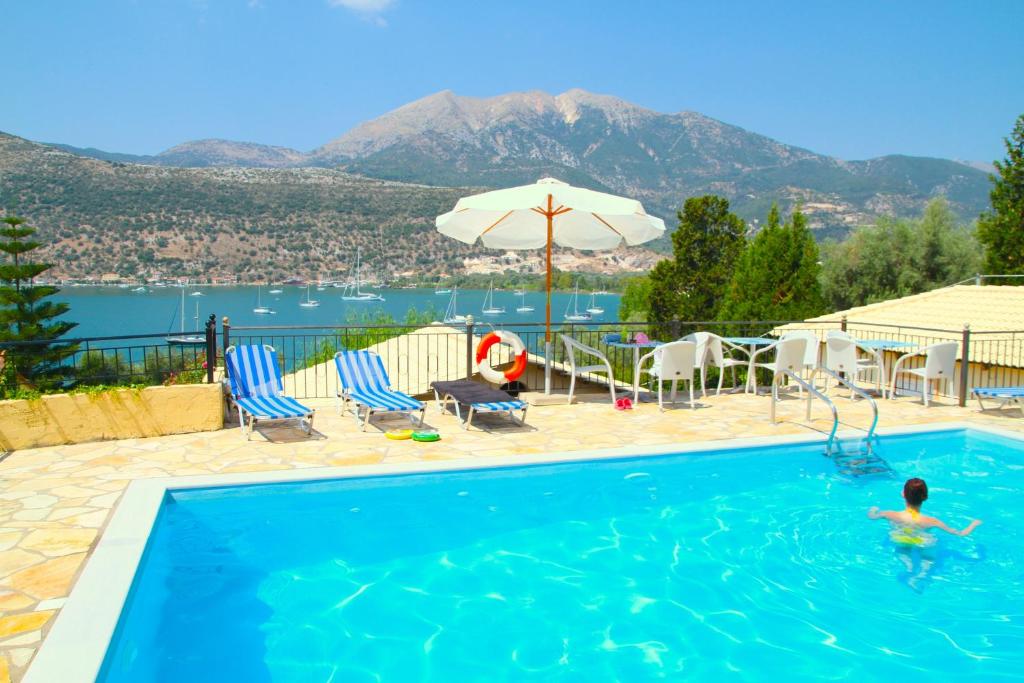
top-left (718, 204), bottom-right (826, 322)
top-left (647, 195), bottom-right (746, 324)
top-left (0, 215), bottom-right (78, 393)
top-left (977, 114), bottom-right (1024, 278)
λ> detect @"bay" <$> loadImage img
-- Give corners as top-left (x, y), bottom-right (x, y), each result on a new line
top-left (54, 286), bottom-right (621, 340)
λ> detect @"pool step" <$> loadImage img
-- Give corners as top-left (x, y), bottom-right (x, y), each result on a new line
top-left (827, 440), bottom-right (896, 479)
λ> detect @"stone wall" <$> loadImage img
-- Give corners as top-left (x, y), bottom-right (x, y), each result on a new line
top-left (0, 384), bottom-right (224, 451)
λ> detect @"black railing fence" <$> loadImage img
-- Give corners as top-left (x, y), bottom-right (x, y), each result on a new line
top-left (0, 322), bottom-right (214, 393)
top-left (2, 314), bottom-right (1021, 408)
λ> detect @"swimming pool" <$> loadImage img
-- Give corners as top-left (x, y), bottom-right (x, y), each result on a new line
top-left (28, 426), bottom-right (1024, 681)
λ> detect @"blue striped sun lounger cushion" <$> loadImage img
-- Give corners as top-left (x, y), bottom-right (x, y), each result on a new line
top-left (974, 387), bottom-right (1024, 397)
top-left (335, 350), bottom-right (424, 412)
top-left (226, 345), bottom-right (285, 399)
top-left (347, 389), bottom-right (423, 411)
top-left (235, 395), bottom-right (312, 419)
top-left (471, 400), bottom-right (527, 412)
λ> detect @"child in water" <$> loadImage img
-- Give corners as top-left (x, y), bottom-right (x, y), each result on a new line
top-left (869, 478), bottom-right (981, 589)
top-left (868, 477), bottom-right (982, 541)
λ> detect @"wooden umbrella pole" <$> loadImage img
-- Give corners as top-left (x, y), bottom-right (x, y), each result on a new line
top-left (545, 193), bottom-right (553, 343)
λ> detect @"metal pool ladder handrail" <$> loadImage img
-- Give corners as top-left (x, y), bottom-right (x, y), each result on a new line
top-left (816, 367), bottom-right (879, 452)
top-left (770, 369), bottom-right (839, 454)
top-left (769, 368), bottom-right (880, 456)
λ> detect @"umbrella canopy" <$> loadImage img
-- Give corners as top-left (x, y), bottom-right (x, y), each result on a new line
top-left (436, 177), bottom-right (665, 394)
top-left (436, 178), bottom-right (665, 338)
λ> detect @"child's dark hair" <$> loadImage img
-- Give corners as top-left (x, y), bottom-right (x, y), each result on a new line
top-left (904, 478), bottom-right (928, 507)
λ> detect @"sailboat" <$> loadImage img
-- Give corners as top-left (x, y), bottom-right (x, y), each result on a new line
top-left (513, 287), bottom-right (526, 296)
top-left (564, 282), bottom-right (592, 321)
top-left (515, 291), bottom-right (534, 313)
top-left (253, 285), bottom-right (274, 315)
top-left (585, 292), bottom-right (605, 315)
top-left (443, 287), bottom-right (467, 324)
top-left (481, 281), bottom-right (505, 315)
top-left (268, 287), bottom-right (283, 295)
top-left (342, 248), bottom-right (385, 302)
top-left (299, 284), bottom-right (320, 308)
top-left (434, 280), bottom-right (452, 295)
top-left (166, 288), bottom-right (205, 345)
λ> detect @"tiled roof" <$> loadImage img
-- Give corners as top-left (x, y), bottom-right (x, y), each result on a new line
top-left (775, 285), bottom-right (1024, 367)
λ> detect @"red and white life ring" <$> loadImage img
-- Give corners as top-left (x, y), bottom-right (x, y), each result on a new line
top-left (476, 331), bottom-right (528, 384)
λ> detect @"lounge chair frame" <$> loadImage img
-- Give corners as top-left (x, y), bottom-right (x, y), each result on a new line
top-left (333, 350), bottom-right (425, 431)
top-left (225, 344), bottom-right (315, 440)
top-left (431, 380), bottom-right (528, 431)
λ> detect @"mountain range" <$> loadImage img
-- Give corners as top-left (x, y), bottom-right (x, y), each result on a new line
top-left (1, 88), bottom-right (994, 280)
top-left (47, 89), bottom-right (992, 237)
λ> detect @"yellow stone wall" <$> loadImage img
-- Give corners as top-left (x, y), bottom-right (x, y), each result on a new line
top-left (0, 384), bottom-right (224, 451)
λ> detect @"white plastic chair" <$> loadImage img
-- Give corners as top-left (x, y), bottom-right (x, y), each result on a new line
top-left (682, 332), bottom-right (748, 396)
top-left (635, 340), bottom-right (698, 411)
top-left (823, 331), bottom-right (882, 397)
top-left (890, 341), bottom-right (958, 407)
top-left (748, 337), bottom-right (808, 394)
top-left (784, 331), bottom-right (820, 383)
top-left (560, 334), bottom-right (617, 405)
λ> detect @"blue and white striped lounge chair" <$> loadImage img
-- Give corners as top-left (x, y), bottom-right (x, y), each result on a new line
top-left (431, 379), bottom-right (528, 431)
top-left (973, 386), bottom-right (1024, 414)
top-left (333, 350), bottom-right (426, 431)
top-left (225, 344), bottom-right (315, 440)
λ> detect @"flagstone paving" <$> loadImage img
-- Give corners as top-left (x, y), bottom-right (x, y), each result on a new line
top-left (1, 389), bottom-right (1021, 681)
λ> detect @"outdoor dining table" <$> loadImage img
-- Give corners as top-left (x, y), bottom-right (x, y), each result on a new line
top-left (854, 338), bottom-right (918, 397)
top-left (605, 338), bottom-right (663, 401)
top-left (723, 336), bottom-right (777, 393)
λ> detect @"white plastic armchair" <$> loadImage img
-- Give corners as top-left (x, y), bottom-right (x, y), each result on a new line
top-left (635, 340), bottom-right (698, 411)
top-left (783, 330), bottom-right (821, 384)
top-left (889, 341), bottom-right (958, 407)
top-left (748, 337), bottom-right (809, 395)
top-left (823, 331), bottom-right (882, 397)
top-left (682, 332), bottom-right (747, 396)
top-left (559, 334), bottom-right (617, 405)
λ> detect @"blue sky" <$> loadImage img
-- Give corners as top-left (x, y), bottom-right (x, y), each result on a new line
top-left (5, 0), bottom-right (1023, 162)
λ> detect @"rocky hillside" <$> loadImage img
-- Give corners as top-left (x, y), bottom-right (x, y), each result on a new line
top-left (310, 90), bottom-right (990, 235)
top-left (0, 133), bottom-right (656, 281)
top-left (46, 89), bottom-right (991, 238)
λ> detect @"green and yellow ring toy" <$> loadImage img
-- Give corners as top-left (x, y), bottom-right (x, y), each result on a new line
top-left (412, 430), bottom-right (441, 442)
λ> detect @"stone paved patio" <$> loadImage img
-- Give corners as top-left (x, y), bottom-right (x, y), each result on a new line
top-left (1, 389), bottom-right (1021, 682)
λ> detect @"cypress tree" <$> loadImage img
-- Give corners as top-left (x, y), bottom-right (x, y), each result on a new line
top-left (0, 215), bottom-right (77, 393)
top-left (647, 195), bottom-right (746, 324)
top-left (977, 114), bottom-right (1024, 278)
top-left (718, 204), bottom-right (826, 322)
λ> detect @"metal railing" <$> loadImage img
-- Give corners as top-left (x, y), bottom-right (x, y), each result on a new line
top-left (817, 367), bottom-right (879, 449)
top-left (771, 369), bottom-right (840, 453)
top-left (2, 315), bottom-right (1021, 407)
top-left (0, 316), bottom-right (218, 393)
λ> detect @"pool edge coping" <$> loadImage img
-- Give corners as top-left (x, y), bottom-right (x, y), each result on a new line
top-left (23, 420), bottom-right (1017, 683)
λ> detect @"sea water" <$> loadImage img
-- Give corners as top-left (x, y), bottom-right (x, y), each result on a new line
top-left (53, 287), bottom-right (620, 339)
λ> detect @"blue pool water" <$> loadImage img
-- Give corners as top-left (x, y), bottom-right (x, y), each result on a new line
top-left (99, 429), bottom-right (1024, 681)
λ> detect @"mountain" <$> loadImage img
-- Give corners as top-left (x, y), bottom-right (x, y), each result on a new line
top-left (49, 139), bottom-right (305, 168)
top-left (155, 139), bottom-right (305, 168)
top-left (0, 132), bottom-right (653, 281)
top-left (309, 89), bottom-right (990, 235)
top-left (44, 89), bottom-right (990, 239)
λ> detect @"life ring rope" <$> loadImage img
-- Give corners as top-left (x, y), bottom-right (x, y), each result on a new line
top-left (476, 331), bottom-right (528, 384)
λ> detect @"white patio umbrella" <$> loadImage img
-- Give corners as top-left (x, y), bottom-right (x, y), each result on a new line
top-left (436, 177), bottom-right (666, 393)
